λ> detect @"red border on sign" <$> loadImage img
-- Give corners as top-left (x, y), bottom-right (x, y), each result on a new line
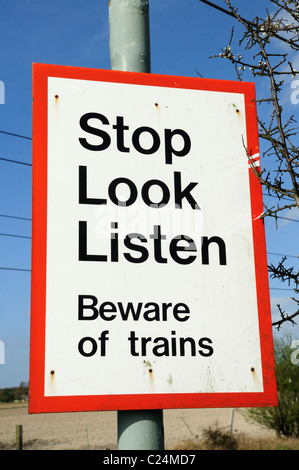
top-left (29, 64), bottom-right (277, 413)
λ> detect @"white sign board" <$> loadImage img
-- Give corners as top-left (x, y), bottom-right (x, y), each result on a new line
top-left (29, 64), bottom-right (277, 412)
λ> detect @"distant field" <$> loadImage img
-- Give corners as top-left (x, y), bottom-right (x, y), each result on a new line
top-left (0, 402), bottom-right (277, 450)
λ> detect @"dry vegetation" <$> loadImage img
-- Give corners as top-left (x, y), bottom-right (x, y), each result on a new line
top-left (1, 403), bottom-right (297, 450)
top-left (173, 425), bottom-right (299, 450)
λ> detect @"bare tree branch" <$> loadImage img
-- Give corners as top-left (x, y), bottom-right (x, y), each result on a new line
top-left (204, 0), bottom-right (299, 329)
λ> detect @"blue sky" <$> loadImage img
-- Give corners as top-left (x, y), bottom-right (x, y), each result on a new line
top-left (0, 0), bottom-right (298, 388)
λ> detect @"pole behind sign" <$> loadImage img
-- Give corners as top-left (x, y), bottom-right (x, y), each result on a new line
top-left (109, 0), bottom-right (151, 73)
top-left (108, 0), bottom-right (164, 451)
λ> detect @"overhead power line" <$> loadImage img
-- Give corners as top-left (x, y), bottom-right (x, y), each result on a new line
top-left (0, 213), bottom-right (32, 221)
top-left (198, 0), bottom-right (242, 19)
top-left (197, 0), bottom-right (295, 46)
top-left (269, 287), bottom-right (295, 291)
top-left (0, 232), bottom-right (31, 239)
top-left (0, 130), bottom-right (32, 140)
top-left (0, 265), bottom-right (296, 292)
top-left (271, 215), bottom-right (299, 223)
top-left (2, 160), bottom-right (299, 222)
top-left (267, 252), bottom-right (298, 259)
top-left (0, 231), bottom-right (298, 260)
top-left (263, 193), bottom-right (294, 202)
top-left (0, 157), bottom-right (32, 166)
top-left (0, 266), bottom-right (31, 272)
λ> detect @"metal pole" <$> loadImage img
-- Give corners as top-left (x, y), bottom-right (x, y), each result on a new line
top-left (109, 0), bottom-right (151, 73)
top-left (118, 410), bottom-right (164, 450)
top-left (108, 0), bottom-right (164, 450)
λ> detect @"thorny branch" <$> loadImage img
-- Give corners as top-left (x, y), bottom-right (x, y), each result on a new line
top-left (207, 0), bottom-right (299, 329)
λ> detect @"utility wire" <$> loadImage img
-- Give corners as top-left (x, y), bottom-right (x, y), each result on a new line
top-left (0, 213), bottom-right (31, 221)
top-left (269, 215), bottom-right (299, 223)
top-left (263, 193), bottom-right (294, 202)
top-left (0, 130), bottom-right (32, 140)
top-left (198, 0), bottom-right (243, 20)
top-left (0, 232), bottom-right (298, 261)
top-left (2, 158), bottom-right (298, 221)
top-left (270, 287), bottom-right (295, 291)
top-left (1, 264), bottom-right (298, 289)
top-left (1, 230), bottom-right (298, 260)
top-left (0, 265), bottom-right (296, 293)
top-left (1, 208), bottom-right (298, 223)
top-left (267, 252), bottom-right (298, 259)
top-left (0, 232), bottom-right (31, 239)
top-left (0, 157), bottom-right (32, 166)
top-left (0, 108), bottom-right (297, 281)
top-left (197, 0), bottom-right (296, 46)
top-left (0, 266), bottom-right (31, 272)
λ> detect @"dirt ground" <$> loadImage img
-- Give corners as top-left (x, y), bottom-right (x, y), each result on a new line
top-left (0, 402), bottom-right (275, 450)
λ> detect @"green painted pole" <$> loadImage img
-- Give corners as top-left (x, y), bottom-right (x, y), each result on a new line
top-left (109, 0), bottom-right (151, 73)
top-left (118, 410), bottom-right (164, 450)
top-left (108, 0), bottom-right (164, 450)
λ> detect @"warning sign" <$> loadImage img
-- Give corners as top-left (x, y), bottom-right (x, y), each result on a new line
top-left (29, 64), bottom-right (277, 412)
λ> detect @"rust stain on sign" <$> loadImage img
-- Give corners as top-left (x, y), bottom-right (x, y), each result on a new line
top-left (49, 370), bottom-right (55, 389)
top-left (148, 367), bottom-right (154, 388)
top-left (143, 360), bottom-right (154, 387)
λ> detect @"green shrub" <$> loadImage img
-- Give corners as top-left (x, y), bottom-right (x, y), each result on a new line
top-left (246, 334), bottom-right (299, 438)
